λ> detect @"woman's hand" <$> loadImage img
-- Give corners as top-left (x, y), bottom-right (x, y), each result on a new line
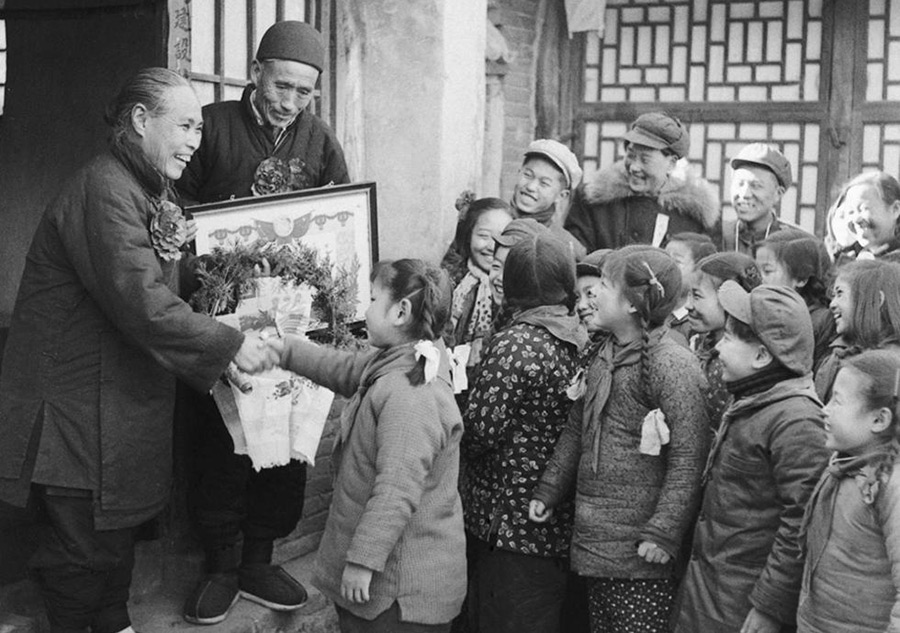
top-left (528, 499), bottom-right (554, 523)
top-left (637, 540), bottom-right (671, 564)
top-left (233, 333), bottom-right (279, 373)
top-left (341, 562), bottom-right (373, 604)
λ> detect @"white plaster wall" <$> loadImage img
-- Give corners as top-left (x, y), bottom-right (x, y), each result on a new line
top-left (335, 0), bottom-right (486, 263)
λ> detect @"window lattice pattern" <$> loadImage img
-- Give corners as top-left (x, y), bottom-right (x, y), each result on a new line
top-left (583, 0), bottom-right (823, 103)
top-left (862, 124), bottom-right (900, 176)
top-left (867, 0), bottom-right (900, 101)
top-left (189, 0), bottom-right (308, 106)
top-left (582, 120), bottom-right (820, 233)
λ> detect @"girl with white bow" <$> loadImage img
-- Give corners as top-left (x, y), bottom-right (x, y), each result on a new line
top-left (266, 259), bottom-right (466, 632)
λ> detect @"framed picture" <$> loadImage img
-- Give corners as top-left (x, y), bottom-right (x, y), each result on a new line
top-left (187, 182), bottom-right (378, 322)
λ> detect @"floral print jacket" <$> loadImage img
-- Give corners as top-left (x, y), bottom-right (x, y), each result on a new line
top-left (461, 322), bottom-right (579, 558)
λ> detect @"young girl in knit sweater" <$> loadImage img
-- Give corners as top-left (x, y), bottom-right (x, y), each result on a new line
top-left (267, 259), bottom-right (465, 633)
top-left (798, 349), bottom-right (900, 633)
top-left (530, 245), bottom-right (710, 633)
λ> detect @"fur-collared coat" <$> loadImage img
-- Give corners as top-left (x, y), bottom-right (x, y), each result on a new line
top-left (564, 161), bottom-right (721, 253)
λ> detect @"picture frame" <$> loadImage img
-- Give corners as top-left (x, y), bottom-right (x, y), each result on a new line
top-left (187, 182), bottom-right (378, 323)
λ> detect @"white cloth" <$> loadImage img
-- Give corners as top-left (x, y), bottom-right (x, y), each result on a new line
top-left (213, 276), bottom-right (332, 470)
top-left (640, 408), bottom-right (670, 456)
top-left (414, 339), bottom-right (441, 384)
top-left (448, 344), bottom-right (472, 394)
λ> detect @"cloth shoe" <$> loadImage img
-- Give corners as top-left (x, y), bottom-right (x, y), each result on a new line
top-left (183, 572), bottom-right (240, 625)
top-left (238, 563), bottom-right (308, 611)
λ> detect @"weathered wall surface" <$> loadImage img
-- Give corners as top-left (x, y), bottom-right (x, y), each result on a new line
top-left (336, 0), bottom-right (486, 263)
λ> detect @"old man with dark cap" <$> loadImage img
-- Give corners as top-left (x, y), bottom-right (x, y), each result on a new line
top-left (565, 112), bottom-right (720, 253)
top-left (177, 21), bottom-right (349, 624)
top-left (177, 20), bottom-right (349, 204)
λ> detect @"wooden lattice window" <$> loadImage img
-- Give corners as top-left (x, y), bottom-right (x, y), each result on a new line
top-left (861, 0), bottom-right (900, 176)
top-left (575, 0), bottom-right (830, 234)
top-left (184, 0), bottom-right (330, 118)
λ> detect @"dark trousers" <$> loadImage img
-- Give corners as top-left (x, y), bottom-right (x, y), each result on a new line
top-left (336, 603), bottom-right (451, 633)
top-left (468, 537), bottom-right (567, 633)
top-left (187, 391), bottom-right (307, 568)
top-left (29, 486), bottom-right (134, 633)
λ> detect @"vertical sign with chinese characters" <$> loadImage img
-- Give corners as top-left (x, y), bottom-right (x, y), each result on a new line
top-left (168, 0), bottom-right (192, 76)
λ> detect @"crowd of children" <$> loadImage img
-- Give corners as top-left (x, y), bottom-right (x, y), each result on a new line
top-left (245, 140), bottom-right (900, 633)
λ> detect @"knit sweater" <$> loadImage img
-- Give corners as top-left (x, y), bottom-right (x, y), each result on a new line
top-left (533, 335), bottom-right (710, 578)
top-left (279, 339), bottom-right (466, 624)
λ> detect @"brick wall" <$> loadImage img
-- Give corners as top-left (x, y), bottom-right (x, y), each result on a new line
top-left (492, 0), bottom-right (542, 197)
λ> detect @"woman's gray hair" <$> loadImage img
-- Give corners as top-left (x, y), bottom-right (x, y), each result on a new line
top-left (105, 68), bottom-right (192, 144)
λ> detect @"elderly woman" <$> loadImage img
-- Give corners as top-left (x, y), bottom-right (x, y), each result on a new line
top-left (0, 68), bottom-right (273, 633)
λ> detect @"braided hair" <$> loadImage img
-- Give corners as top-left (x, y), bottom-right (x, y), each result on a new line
top-left (602, 245), bottom-right (682, 403)
top-left (841, 349), bottom-right (900, 492)
top-left (371, 259), bottom-right (453, 342)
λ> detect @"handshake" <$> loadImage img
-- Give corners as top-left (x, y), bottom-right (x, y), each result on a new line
top-left (232, 332), bottom-right (288, 375)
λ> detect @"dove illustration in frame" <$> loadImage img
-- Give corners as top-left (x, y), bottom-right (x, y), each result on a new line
top-left (187, 182), bottom-right (379, 322)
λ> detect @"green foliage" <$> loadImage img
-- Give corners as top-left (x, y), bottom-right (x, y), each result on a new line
top-left (189, 241), bottom-right (361, 347)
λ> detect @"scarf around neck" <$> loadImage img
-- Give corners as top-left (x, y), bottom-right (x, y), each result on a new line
top-left (511, 198), bottom-right (556, 226)
top-left (512, 304), bottom-right (589, 351)
top-left (799, 443), bottom-right (896, 559)
top-left (583, 326), bottom-right (668, 472)
top-left (451, 261), bottom-right (495, 342)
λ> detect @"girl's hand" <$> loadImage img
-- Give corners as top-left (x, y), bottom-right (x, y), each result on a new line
top-left (528, 500), bottom-right (553, 523)
top-left (265, 336), bottom-right (285, 358)
top-left (740, 607), bottom-right (780, 633)
top-left (233, 333), bottom-right (279, 374)
top-left (637, 540), bottom-right (671, 564)
top-left (341, 562), bottom-right (373, 604)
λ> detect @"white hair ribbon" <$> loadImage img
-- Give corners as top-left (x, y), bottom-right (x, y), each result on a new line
top-left (639, 408), bottom-right (670, 456)
top-left (414, 340), bottom-right (441, 384)
top-left (447, 344), bottom-right (471, 394)
top-left (642, 261), bottom-right (666, 298)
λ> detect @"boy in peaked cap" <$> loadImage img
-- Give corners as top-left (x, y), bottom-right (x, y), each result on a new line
top-left (178, 20), bottom-right (349, 625)
top-left (511, 139), bottom-right (587, 259)
top-left (565, 111), bottom-right (721, 254)
top-left (675, 282), bottom-right (829, 633)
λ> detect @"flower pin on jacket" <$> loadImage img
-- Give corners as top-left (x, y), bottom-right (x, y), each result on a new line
top-left (150, 199), bottom-right (188, 261)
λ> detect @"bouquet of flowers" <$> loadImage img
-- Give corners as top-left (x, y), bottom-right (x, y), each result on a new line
top-left (189, 240), bottom-right (360, 469)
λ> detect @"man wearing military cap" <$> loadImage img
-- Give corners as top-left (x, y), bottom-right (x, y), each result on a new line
top-left (723, 142), bottom-right (804, 254)
top-left (177, 21), bottom-right (348, 624)
top-left (565, 112), bottom-right (721, 253)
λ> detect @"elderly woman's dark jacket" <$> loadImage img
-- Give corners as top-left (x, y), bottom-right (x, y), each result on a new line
top-left (0, 148), bottom-right (243, 529)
